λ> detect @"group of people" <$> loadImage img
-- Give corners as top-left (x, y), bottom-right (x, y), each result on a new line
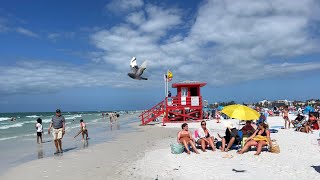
top-left (102, 112), bottom-right (119, 124)
top-left (290, 113), bottom-right (319, 133)
top-left (177, 120), bottom-right (272, 156)
top-left (35, 109), bottom-right (89, 154)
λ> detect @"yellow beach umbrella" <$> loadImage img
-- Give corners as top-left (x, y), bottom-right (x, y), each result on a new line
top-left (221, 104), bottom-right (260, 120)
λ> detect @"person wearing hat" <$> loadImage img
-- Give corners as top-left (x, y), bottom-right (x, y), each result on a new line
top-left (218, 121), bottom-right (240, 152)
top-left (48, 109), bottom-right (66, 154)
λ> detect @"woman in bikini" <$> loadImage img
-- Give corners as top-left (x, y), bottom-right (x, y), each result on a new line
top-left (196, 121), bottom-right (215, 152)
top-left (177, 123), bottom-right (199, 154)
top-left (237, 122), bottom-right (272, 155)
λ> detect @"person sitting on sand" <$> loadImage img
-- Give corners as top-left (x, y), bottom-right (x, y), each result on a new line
top-left (291, 113), bottom-right (304, 127)
top-left (177, 123), bottom-right (199, 154)
top-left (237, 122), bottom-right (272, 155)
top-left (218, 122), bottom-right (240, 152)
top-left (196, 121), bottom-right (215, 152)
top-left (241, 121), bottom-right (255, 137)
top-left (74, 119), bottom-right (89, 140)
top-left (309, 113), bottom-right (319, 130)
top-left (299, 121), bottom-right (313, 133)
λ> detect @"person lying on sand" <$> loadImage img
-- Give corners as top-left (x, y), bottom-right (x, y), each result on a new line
top-left (237, 122), bottom-right (272, 155)
top-left (177, 123), bottom-right (199, 155)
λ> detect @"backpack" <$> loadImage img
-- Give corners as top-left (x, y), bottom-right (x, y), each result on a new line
top-left (170, 143), bottom-right (185, 154)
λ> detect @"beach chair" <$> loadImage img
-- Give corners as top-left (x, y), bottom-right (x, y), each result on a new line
top-left (295, 117), bottom-right (308, 132)
top-left (194, 130), bottom-right (215, 150)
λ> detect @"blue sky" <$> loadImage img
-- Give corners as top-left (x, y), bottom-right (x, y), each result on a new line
top-left (0, 0), bottom-right (320, 113)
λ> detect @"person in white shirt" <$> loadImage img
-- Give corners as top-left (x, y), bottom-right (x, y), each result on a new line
top-left (195, 121), bottom-right (216, 152)
top-left (35, 118), bottom-right (43, 144)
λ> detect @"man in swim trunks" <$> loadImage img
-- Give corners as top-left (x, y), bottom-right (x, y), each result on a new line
top-left (48, 109), bottom-right (66, 154)
top-left (282, 107), bottom-right (291, 129)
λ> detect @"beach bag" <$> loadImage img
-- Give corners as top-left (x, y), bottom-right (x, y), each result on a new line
top-left (270, 140), bottom-right (280, 154)
top-left (170, 143), bottom-right (184, 154)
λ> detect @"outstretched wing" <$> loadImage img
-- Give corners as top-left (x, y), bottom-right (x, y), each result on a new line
top-left (136, 60), bottom-right (147, 76)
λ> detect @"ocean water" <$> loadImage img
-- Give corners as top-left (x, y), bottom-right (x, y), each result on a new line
top-left (0, 111), bottom-right (141, 175)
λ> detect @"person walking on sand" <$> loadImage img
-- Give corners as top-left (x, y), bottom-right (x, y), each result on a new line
top-left (74, 119), bottom-right (89, 140)
top-left (48, 109), bottom-right (65, 154)
top-left (35, 118), bottom-right (43, 144)
top-left (282, 107), bottom-right (291, 129)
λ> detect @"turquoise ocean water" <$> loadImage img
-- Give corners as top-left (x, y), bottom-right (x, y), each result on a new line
top-left (0, 111), bottom-right (141, 175)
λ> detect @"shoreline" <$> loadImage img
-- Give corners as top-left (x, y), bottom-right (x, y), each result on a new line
top-left (0, 121), bottom-right (178, 180)
top-left (2, 115), bottom-right (320, 179)
top-left (0, 113), bottom-right (140, 175)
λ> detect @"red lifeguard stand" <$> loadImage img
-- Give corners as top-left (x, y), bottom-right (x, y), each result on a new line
top-left (140, 81), bottom-right (207, 125)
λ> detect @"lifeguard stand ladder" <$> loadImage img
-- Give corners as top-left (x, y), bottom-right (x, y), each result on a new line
top-left (140, 81), bottom-right (206, 125)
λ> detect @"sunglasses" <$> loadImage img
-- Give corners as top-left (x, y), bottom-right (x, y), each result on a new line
top-left (201, 123), bottom-right (206, 125)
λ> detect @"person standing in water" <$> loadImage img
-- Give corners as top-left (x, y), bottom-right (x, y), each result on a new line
top-left (35, 118), bottom-right (43, 144)
top-left (48, 109), bottom-right (65, 154)
top-left (74, 119), bottom-right (89, 140)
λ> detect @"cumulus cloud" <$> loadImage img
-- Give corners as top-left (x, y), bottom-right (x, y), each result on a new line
top-left (90, 0), bottom-right (320, 86)
top-left (16, 27), bottom-right (39, 38)
top-left (2, 0), bottom-right (320, 96)
top-left (0, 61), bottom-right (148, 95)
top-left (105, 0), bottom-right (144, 14)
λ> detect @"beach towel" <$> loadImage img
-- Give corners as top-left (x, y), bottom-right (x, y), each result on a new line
top-left (170, 143), bottom-right (184, 154)
top-left (252, 135), bottom-right (268, 143)
top-left (269, 129), bottom-right (278, 133)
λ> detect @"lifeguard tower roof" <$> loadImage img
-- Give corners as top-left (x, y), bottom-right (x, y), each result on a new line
top-left (172, 81), bottom-right (207, 88)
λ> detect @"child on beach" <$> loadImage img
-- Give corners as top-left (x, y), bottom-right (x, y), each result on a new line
top-left (282, 107), bottom-right (291, 129)
top-left (215, 111), bottom-right (221, 123)
top-left (74, 119), bottom-right (89, 140)
top-left (35, 118), bottom-right (43, 144)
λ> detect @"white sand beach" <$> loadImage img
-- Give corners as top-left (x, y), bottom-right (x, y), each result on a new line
top-left (1, 115), bottom-right (320, 180)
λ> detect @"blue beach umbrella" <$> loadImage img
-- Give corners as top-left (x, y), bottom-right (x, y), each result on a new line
top-left (217, 106), bottom-right (224, 111)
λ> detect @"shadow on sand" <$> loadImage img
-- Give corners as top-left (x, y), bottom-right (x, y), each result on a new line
top-left (311, 166), bottom-right (320, 173)
top-left (62, 147), bottom-right (77, 153)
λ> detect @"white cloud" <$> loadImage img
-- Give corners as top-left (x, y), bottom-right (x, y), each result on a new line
top-left (47, 32), bottom-right (75, 42)
top-left (16, 27), bottom-right (39, 38)
top-left (126, 11), bottom-right (145, 26)
top-left (1, 0), bottom-right (320, 96)
top-left (0, 60), bottom-right (148, 95)
top-left (105, 0), bottom-right (144, 14)
top-left (90, 0), bottom-right (320, 87)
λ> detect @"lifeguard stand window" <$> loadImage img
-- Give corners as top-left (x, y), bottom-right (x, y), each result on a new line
top-left (181, 87), bottom-right (188, 97)
top-left (190, 87), bottom-right (198, 96)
